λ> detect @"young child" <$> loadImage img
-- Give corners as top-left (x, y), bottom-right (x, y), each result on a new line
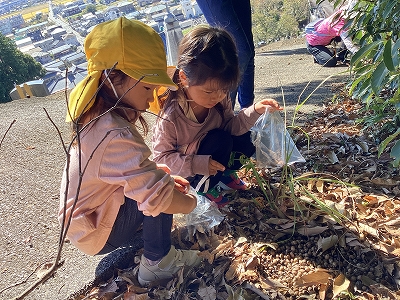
top-left (59, 17), bottom-right (202, 286)
top-left (152, 25), bottom-right (282, 207)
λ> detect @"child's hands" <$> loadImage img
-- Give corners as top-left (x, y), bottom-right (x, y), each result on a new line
top-left (209, 158), bottom-right (225, 176)
top-left (172, 175), bottom-right (190, 193)
top-left (254, 98), bottom-right (283, 114)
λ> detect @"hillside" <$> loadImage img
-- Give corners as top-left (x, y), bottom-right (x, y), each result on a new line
top-left (0, 38), bottom-right (361, 299)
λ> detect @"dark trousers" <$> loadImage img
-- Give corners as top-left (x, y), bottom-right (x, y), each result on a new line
top-left (189, 129), bottom-right (255, 192)
top-left (196, 0), bottom-right (255, 109)
top-left (97, 197), bottom-right (172, 261)
top-left (306, 39), bottom-right (349, 67)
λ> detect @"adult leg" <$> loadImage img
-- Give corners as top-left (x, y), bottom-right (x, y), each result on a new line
top-left (196, 0), bottom-right (255, 109)
top-left (306, 42), bottom-right (337, 67)
top-left (336, 40), bottom-right (349, 62)
top-left (232, 0), bottom-right (254, 109)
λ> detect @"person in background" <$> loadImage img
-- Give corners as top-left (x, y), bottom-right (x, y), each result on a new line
top-left (196, 0), bottom-right (255, 110)
top-left (59, 17), bottom-right (202, 287)
top-left (305, 3), bottom-right (359, 67)
top-left (152, 25), bottom-right (282, 208)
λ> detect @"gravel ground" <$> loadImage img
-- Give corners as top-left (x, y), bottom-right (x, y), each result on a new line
top-left (0, 37), bottom-right (349, 299)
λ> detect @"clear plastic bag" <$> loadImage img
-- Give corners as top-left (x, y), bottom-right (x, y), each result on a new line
top-left (251, 111), bottom-right (306, 168)
top-left (173, 187), bottom-right (224, 231)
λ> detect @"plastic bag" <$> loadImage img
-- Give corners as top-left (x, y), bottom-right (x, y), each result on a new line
top-left (251, 111), bottom-right (306, 168)
top-left (173, 187), bottom-right (224, 231)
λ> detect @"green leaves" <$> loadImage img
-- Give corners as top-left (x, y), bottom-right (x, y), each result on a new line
top-left (347, 0), bottom-right (400, 168)
top-left (0, 33), bottom-right (46, 103)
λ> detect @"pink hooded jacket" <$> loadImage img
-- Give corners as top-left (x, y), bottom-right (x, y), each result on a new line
top-left (306, 10), bottom-right (346, 46)
top-left (152, 95), bottom-right (261, 178)
top-left (59, 112), bottom-right (174, 255)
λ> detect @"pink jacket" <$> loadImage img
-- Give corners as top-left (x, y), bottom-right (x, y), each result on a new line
top-left (59, 112), bottom-right (174, 255)
top-left (152, 95), bottom-right (261, 178)
top-left (306, 10), bottom-right (346, 46)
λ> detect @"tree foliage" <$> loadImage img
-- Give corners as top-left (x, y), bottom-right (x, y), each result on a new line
top-left (0, 33), bottom-right (46, 103)
top-left (251, 0), bottom-right (310, 43)
top-left (84, 4), bottom-right (97, 14)
top-left (343, 0), bottom-right (400, 167)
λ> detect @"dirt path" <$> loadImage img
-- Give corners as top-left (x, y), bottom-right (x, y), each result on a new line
top-left (0, 38), bottom-right (350, 299)
top-left (253, 37), bottom-right (350, 124)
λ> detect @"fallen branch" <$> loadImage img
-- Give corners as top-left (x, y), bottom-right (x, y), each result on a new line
top-left (0, 119), bottom-right (16, 150)
top-left (11, 260), bottom-right (64, 300)
top-left (0, 266), bottom-right (37, 295)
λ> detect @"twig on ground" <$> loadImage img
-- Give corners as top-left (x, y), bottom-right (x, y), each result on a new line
top-left (0, 119), bottom-right (16, 150)
top-left (0, 267), bottom-right (37, 295)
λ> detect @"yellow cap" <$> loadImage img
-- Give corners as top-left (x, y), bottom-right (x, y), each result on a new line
top-left (67, 17), bottom-right (178, 122)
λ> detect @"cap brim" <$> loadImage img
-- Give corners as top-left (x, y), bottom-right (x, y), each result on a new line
top-left (122, 69), bottom-right (178, 91)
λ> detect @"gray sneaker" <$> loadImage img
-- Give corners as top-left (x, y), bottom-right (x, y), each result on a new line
top-left (138, 245), bottom-right (202, 286)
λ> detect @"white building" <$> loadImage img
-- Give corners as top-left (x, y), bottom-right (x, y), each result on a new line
top-left (179, 0), bottom-right (201, 19)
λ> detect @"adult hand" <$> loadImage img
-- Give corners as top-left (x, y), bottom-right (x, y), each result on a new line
top-left (209, 158), bottom-right (225, 176)
top-left (254, 98), bottom-right (283, 114)
top-left (172, 175), bottom-right (190, 193)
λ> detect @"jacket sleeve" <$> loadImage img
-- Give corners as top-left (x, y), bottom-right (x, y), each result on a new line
top-left (340, 31), bottom-right (359, 54)
top-left (221, 97), bottom-right (262, 135)
top-left (152, 115), bottom-right (211, 177)
top-left (98, 127), bottom-right (174, 217)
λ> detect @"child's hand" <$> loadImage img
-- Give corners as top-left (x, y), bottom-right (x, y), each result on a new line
top-left (172, 175), bottom-right (190, 193)
top-left (254, 98), bottom-right (283, 114)
top-left (157, 164), bottom-right (171, 174)
top-left (209, 158), bottom-right (225, 176)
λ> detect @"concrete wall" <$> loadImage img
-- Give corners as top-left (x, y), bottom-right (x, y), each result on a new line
top-left (10, 81), bottom-right (50, 100)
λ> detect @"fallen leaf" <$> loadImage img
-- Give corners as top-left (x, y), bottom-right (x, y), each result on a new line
top-left (225, 259), bottom-right (239, 281)
top-left (297, 226), bottom-right (328, 236)
top-left (369, 283), bottom-right (398, 300)
top-left (197, 285), bottom-right (217, 300)
top-left (332, 273), bottom-right (350, 298)
top-left (371, 178), bottom-right (400, 187)
top-left (36, 262), bottom-right (53, 279)
top-left (199, 250), bottom-right (215, 264)
top-left (265, 217), bottom-right (290, 225)
top-left (295, 269), bottom-right (332, 286)
top-left (316, 180), bottom-right (325, 193)
top-left (259, 276), bottom-right (287, 288)
top-left (319, 283), bottom-right (327, 300)
top-left (317, 235), bottom-right (338, 253)
top-left (363, 195), bottom-right (378, 205)
top-left (390, 248), bottom-right (400, 257)
top-left (235, 236), bottom-right (248, 247)
top-left (358, 223), bottom-right (379, 238)
top-left (255, 242), bottom-right (279, 251)
top-left (245, 255), bottom-right (259, 270)
top-left (326, 150), bottom-right (339, 164)
top-left (123, 291), bottom-right (150, 300)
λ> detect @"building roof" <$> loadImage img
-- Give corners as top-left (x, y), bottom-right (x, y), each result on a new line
top-left (51, 27), bottom-right (67, 35)
top-left (48, 44), bottom-right (72, 55)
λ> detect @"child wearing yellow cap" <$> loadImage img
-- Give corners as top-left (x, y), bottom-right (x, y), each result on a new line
top-left (59, 17), bottom-right (202, 286)
top-left (152, 25), bottom-right (282, 207)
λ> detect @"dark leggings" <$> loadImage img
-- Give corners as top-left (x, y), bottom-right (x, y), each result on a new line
top-left (189, 128), bottom-right (255, 192)
top-left (97, 197), bottom-right (172, 261)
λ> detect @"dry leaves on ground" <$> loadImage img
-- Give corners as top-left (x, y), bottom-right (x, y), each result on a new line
top-left (74, 84), bottom-right (400, 300)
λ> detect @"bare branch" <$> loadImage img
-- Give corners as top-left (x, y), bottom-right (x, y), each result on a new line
top-left (0, 119), bottom-right (16, 150)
